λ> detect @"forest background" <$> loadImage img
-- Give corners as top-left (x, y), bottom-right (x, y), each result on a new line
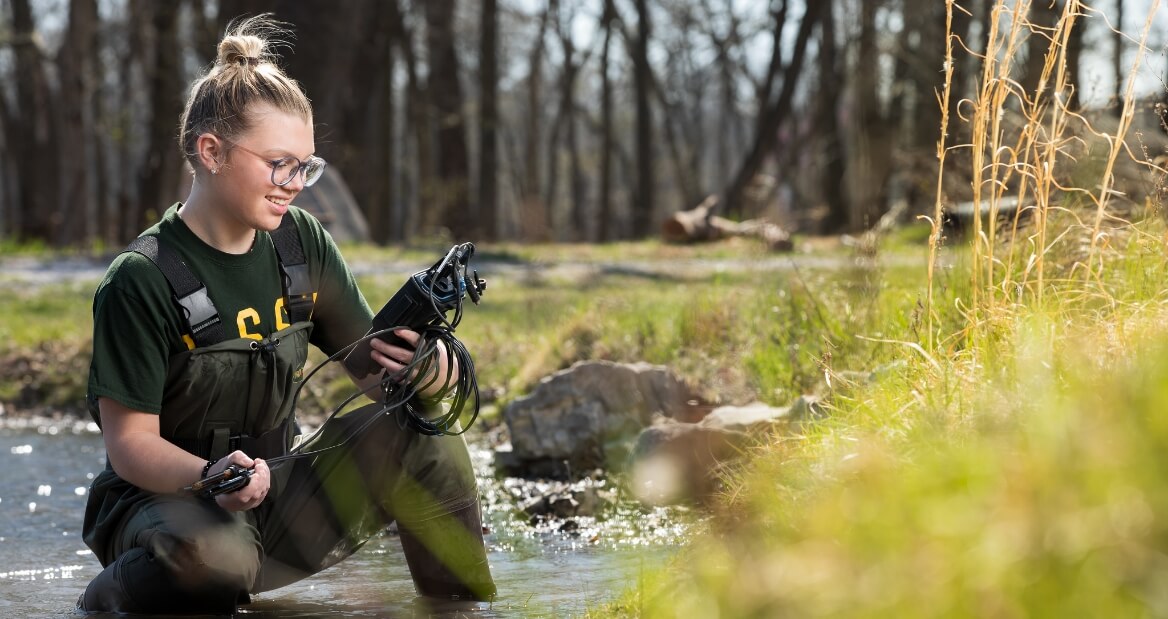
top-left (2, 0), bottom-right (1163, 249)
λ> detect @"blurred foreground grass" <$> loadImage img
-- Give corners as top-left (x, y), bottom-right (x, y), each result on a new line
top-left (593, 220), bottom-right (1168, 617)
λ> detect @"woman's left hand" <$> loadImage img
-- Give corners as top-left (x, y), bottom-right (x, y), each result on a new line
top-left (369, 328), bottom-right (459, 399)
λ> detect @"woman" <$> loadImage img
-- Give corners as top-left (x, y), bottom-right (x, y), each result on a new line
top-left (79, 15), bottom-right (494, 614)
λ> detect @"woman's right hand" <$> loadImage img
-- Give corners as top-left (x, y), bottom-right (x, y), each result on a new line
top-left (207, 450), bottom-right (271, 512)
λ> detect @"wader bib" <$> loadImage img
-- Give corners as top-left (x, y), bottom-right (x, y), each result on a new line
top-left (81, 217), bottom-right (494, 614)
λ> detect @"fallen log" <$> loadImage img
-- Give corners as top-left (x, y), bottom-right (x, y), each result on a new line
top-left (661, 195), bottom-right (793, 252)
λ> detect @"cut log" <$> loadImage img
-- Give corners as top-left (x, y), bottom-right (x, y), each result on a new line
top-left (662, 195), bottom-right (793, 252)
top-left (661, 195), bottom-right (720, 243)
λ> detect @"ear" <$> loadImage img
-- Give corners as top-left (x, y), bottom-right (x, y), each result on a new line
top-left (194, 133), bottom-right (225, 174)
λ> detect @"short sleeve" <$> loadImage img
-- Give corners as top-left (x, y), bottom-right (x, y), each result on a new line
top-left (87, 253), bottom-right (184, 415)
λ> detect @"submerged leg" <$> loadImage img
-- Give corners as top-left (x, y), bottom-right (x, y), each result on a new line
top-left (398, 497), bottom-right (496, 602)
top-left (256, 403), bottom-right (496, 601)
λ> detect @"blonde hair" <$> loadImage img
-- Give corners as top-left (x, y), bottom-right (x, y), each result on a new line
top-left (179, 14), bottom-right (313, 167)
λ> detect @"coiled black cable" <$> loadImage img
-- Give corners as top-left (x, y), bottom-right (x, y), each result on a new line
top-left (266, 244), bottom-right (484, 467)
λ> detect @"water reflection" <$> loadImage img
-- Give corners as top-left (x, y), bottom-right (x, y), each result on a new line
top-left (0, 419), bottom-right (689, 617)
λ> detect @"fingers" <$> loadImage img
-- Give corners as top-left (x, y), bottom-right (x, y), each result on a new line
top-left (212, 454), bottom-right (270, 512)
top-left (226, 450), bottom-right (255, 469)
top-left (370, 330), bottom-right (418, 366)
top-left (368, 330), bottom-right (457, 398)
top-left (391, 328), bottom-right (422, 348)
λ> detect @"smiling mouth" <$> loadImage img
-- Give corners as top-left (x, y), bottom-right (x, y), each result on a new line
top-left (267, 196), bottom-right (291, 206)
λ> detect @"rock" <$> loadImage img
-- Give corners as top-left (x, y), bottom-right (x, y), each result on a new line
top-left (629, 419), bottom-right (749, 505)
top-left (501, 361), bottom-right (693, 475)
top-left (698, 401), bottom-right (791, 432)
top-left (550, 495), bottom-right (581, 518)
top-left (572, 486), bottom-right (601, 516)
top-left (511, 477), bottom-right (613, 519)
top-left (521, 495), bottom-right (549, 516)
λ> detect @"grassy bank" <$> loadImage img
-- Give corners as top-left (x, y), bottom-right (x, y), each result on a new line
top-left (593, 220), bottom-right (1168, 617)
top-left (591, 2), bottom-right (1168, 616)
top-left (0, 236), bottom-right (924, 422)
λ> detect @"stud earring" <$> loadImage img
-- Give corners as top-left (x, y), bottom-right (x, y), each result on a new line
top-left (211, 167), bottom-right (219, 175)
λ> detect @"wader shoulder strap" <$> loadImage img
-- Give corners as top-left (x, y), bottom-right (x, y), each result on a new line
top-left (270, 215), bottom-right (315, 323)
top-left (125, 235), bottom-right (229, 348)
top-left (123, 218), bottom-right (313, 348)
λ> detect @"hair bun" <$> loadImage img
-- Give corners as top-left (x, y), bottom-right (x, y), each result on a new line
top-left (217, 35), bottom-right (266, 69)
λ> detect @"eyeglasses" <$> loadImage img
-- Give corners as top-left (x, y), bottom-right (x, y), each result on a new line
top-left (223, 139), bottom-right (327, 187)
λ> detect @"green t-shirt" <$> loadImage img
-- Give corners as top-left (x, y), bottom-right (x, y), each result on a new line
top-left (87, 204), bottom-right (372, 416)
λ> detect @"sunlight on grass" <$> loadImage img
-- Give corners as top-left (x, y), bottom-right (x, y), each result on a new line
top-left (598, 1), bottom-right (1168, 616)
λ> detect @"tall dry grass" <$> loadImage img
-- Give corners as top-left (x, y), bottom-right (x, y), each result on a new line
top-left (595, 2), bottom-right (1168, 616)
top-left (929, 0), bottom-right (1166, 339)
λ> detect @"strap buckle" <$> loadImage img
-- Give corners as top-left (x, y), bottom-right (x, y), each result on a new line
top-left (176, 286), bottom-right (221, 334)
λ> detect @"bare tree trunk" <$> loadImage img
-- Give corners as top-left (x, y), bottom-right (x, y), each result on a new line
top-left (479, 0), bottom-right (499, 241)
top-left (676, 8), bottom-right (705, 196)
top-left (0, 19), bottom-right (12, 238)
top-left (598, 0), bottom-right (618, 242)
top-left (631, 0), bottom-right (654, 238)
top-left (817, 0), bottom-right (848, 232)
top-left (0, 56), bottom-right (13, 238)
top-left (276, 1), bottom-right (386, 243)
top-left (388, 0), bottom-right (429, 242)
top-left (722, 1), bottom-right (820, 218)
top-left (112, 1), bottom-right (147, 241)
top-left (422, 0), bottom-right (471, 239)
top-left (846, 0), bottom-right (892, 232)
top-left (188, 0), bottom-right (219, 67)
top-left (521, 8), bottom-right (551, 241)
top-left (1021, 0), bottom-right (1059, 97)
top-left (948, 0), bottom-right (973, 135)
top-left (360, 11), bottom-right (395, 246)
top-left (8, 0), bottom-right (61, 243)
top-left (56, 0), bottom-right (101, 246)
top-left (136, 2), bottom-right (184, 236)
top-left (545, 0), bottom-right (589, 241)
top-left (365, 42), bottom-right (396, 245)
top-left (644, 5), bottom-right (703, 212)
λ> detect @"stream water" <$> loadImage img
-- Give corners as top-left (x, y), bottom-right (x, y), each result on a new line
top-left (0, 418), bottom-right (689, 618)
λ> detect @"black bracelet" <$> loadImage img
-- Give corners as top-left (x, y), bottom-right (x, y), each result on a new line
top-left (201, 459), bottom-right (215, 479)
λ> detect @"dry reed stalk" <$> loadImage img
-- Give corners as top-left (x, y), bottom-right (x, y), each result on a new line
top-left (926, 0), bottom-right (960, 350)
top-left (1083, 0), bottom-right (1161, 278)
top-left (949, 0), bottom-right (1028, 335)
top-left (936, 0), bottom-right (1159, 343)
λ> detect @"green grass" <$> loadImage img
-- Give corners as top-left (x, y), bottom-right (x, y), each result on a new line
top-left (0, 281), bottom-right (94, 349)
top-left (1, 238), bottom-right (908, 420)
top-left (8, 211), bottom-right (1167, 617)
top-left (580, 210), bottom-right (1168, 617)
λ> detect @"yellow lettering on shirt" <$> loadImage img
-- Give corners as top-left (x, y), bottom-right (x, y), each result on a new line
top-left (232, 293), bottom-right (319, 341)
top-left (275, 293), bottom-right (318, 331)
top-left (237, 308), bottom-right (263, 340)
top-left (275, 298), bottom-right (290, 331)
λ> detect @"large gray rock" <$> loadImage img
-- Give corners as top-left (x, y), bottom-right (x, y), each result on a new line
top-left (630, 396), bottom-right (823, 505)
top-left (501, 360), bottom-right (692, 475)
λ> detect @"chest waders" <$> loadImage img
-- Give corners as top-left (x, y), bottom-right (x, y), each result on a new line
top-left (81, 216), bottom-right (495, 614)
